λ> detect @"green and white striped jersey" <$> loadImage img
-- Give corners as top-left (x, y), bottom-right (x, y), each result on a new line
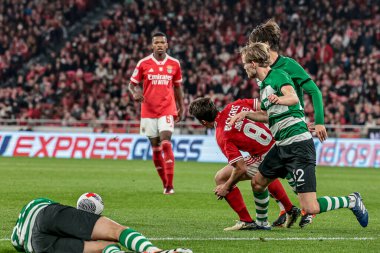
top-left (11, 198), bottom-right (56, 252)
top-left (260, 68), bottom-right (312, 146)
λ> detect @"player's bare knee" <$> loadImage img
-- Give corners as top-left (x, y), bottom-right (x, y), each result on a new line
top-left (251, 182), bottom-right (265, 193)
top-left (214, 170), bottom-right (225, 185)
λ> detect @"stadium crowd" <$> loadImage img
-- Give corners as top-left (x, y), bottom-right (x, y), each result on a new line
top-left (0, 0), bottom-right (379, 131)
top-left (0, 0), bottom-right (110, 85)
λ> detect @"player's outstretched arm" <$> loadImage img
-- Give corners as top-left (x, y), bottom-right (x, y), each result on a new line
top-left (228, 110), bottom-right (268, 127)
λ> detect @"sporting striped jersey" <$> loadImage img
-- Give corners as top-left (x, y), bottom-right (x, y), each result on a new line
top-left (11, 198), bottom-right (56, 252)
top-left (271, 55), bottom-right (324, 124)
top-left (260, 69), bottom-right (312, 146)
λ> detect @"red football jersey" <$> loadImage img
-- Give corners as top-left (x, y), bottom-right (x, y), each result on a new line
top-left (215, 99), bottom-right (275, 165)
top-left (130, 54), bottom-right (182, 118)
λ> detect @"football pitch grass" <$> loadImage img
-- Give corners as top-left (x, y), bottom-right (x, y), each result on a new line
top-left (0, 157), bottom-right (379, 253)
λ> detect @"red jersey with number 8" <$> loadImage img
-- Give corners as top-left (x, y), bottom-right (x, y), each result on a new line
top-left (130, 54), bottom-right (182, 118)
top-left (215, 99), bottom-right (275, 165)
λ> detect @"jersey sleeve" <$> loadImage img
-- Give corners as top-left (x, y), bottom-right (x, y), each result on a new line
top-left (235, 99), bottom-right (260, 111)
top-left (289, 58), bottom-right (324, 124)
top-left (224, 139), bottom-right (244, 165)
top-left (130, 62), bottom-right (143, 84)
top-left (302, 80), bottom-right (325, 124)
top-left (289, 58), bottom-right (312, 86)
top-left (274, 70), bottom-right (295, 92)
top-left (173, 61), bottom-right (182, 86)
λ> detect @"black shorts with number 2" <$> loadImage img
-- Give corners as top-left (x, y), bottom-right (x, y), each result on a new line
top-left (258, 138), bottom-right (317, 193)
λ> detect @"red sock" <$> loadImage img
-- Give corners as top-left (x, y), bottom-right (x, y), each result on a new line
top-left (161, 140), bottom-right (174, 188)
top-left (225, 186), bottom-right (253, 222)
top-left (268, 179), bottom-right (293, 212)
top-left (152, 146), bottom-right (167, 187)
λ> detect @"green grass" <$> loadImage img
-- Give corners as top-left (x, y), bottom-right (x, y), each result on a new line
top-left (0, 157), bottom-right (379, 252)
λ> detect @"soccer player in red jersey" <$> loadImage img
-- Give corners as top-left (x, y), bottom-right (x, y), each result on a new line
top-left (129, 32), bottom-right (184, 194)
top-left (189, 97), bottom-right (301, 230)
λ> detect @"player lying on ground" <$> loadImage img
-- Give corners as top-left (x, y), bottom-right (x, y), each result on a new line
top-left (229, 42), bottom-right (368, 228)
top-left (11, 197), bottom-right (192, 253)
top-left (189, 97), bottom-right (301, 230)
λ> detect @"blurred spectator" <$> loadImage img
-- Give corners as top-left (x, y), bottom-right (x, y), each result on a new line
top-left (0, 0), bottom-right (378, 132)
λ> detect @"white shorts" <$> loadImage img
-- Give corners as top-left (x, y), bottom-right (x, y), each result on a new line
top-left (244, 147), bottom-right (272, 178)
top-left (140, 116), bottom-right (174, 138)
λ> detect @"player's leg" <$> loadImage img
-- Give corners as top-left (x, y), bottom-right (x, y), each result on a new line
top-left (215, 164), bottom-right (255, 230)
top-left (253, 144), bottom-right (302, 228)
top-left (289, 139), bottom-right (368, 227)
top-left (100, 243), bottom-right (123, 253)
top-left (149, 136), bottom-right (168, 189)
top-left (32, 204), bottom-right (116, 253)
top-left (158, 115), bottom-right (175, 194)
top-left (298, 192), bottom-right (369, 227)
top-left (92, 217), bottom-right (193, 253)
top-left (92, 217), bottom-right (160, 252)
top-left (141, 118), bottom-right (167, 189)
top-left (245, 158), bottom-right (271, 230)
top-left (268, 179), bottom-right (299, 227)
top-left (282, 170), bottom-right (316, 227)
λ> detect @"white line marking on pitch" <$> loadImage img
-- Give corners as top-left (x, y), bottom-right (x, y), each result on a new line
top-left (150, 237), bottom-right (376, 241)
top-left (1, 237), bottom-right (377, 242)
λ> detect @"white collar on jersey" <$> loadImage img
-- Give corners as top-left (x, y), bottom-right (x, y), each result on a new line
top-left (150, 53), bottom-right (168, 65)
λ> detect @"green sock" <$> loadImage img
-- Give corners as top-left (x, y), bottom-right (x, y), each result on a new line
top-left (102, 244), bottom-right (122, 253)
top-left (119, 228), bottom-right (158, 252)
top-left (254, 189), bottom-right (269, 225)
top-left (317, 196), bottom-right (351, 213)
top-left (285, 173), bottom-right (297, 194)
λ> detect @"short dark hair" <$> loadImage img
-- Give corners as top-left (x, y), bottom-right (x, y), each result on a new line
top-left (249, 19), bottom-right (281, 52)
top-left (152, 32), bottom-right (167, 39)
top-left (189, 97), bottom-right (218, 122)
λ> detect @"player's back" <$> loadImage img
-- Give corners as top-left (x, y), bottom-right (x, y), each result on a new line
top-left (271, 55), bottom-right (311, 107)
top-left (215, 99), bottom-right (275, 158)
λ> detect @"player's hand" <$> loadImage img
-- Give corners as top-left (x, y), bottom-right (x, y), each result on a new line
top-left (175, 107), bottom-right (184, 123)
top-left (307, 122), bottom-right (315, 132)
top-left (133, 91), bottom-right (144, 102)
top-left (214, 184), bottom-right (230, 199)
top-left (228, 111), bottom-right (248, 127)
top-left (315, 124), bottom-right (328, 142)
top-left (268, 94), bottom-right (281, 105)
